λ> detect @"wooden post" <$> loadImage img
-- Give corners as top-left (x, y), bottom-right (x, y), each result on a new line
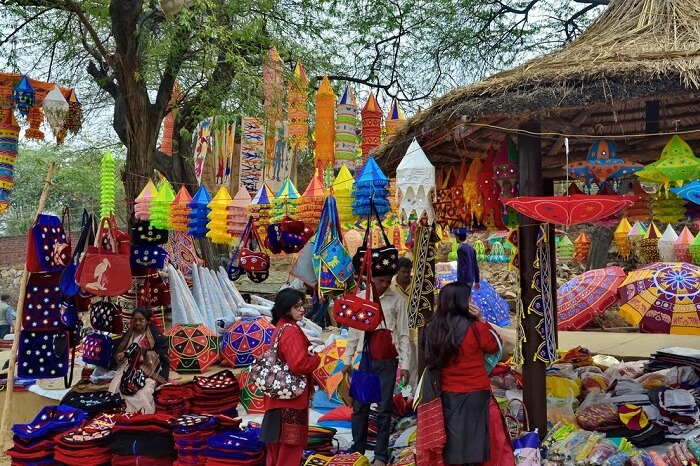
top-left (517, 123), bottom-right (548, 437)
top-left (0, 162), bottom-right (56, 447)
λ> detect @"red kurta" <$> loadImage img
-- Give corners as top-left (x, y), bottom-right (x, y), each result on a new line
top-left (441, 321), bottom-right (499, 393)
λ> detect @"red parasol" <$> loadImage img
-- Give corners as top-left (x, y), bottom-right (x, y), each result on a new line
top-left (501, 194), bottom-right (635, 226)
top-left (557, 267), bottom-right (626, 330)
top-left (237, 366), bottom-right (265, 414)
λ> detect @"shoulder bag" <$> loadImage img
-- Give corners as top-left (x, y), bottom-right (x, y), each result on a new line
top-left (60, 210), bottom-right (95, 296)
top-left (239, 218), bottom-right (270, 273)
top-left (349, 338), bottom-right (382, 404)
top-left (26, 213), bottom-right (71, 273)
top-left (352, 198), bottom-right (398, 277)
top-left (78, 217), bottom-right (131, 296)
top-left (250, 324), bottom-right (307, 400)
top-left (333, 242), bottom-right (383, 332)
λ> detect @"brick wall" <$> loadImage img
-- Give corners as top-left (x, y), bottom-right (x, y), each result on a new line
top-left (0, 232), bottom-right (80, 267)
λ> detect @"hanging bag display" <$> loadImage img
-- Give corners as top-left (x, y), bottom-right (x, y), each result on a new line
top-left (82, 332), bottom-right (113, 368)
top-left (349, 338), bottom-right (382, 404)
top-left (249, 324), bottom-right (307, 400)
top-left (131, 220), bottom-right (168, 245)
top-left (119, 343), bottom-right (147, 396)
top-left (26, 213), bottom-right (71, 273)
top-left (130, 244), bottom-right (167, 270)
top-left (333, 243), bottom-right (383, 332)
top-left (17, 329), bottom-right (70, 379)
top-left (60, 210), bottom-right (95, 296)
top-left (352, 198), bottom-right (398, 277)
top-left (316, 200), bottom-right (354, 284)
top-left (78, 217), bottom-right (131, 296)
top-left (89, 299), bottom-right (123, 334)
top-left (239, 219), bottom-right (270, 273)
top-left (22, 272), bottom-right (62, 332)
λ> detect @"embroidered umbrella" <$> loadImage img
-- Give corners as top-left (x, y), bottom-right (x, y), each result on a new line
top-left (502, 194), bottom-right (634, 226)
top-left (220, 317), bottom-right (275, 368)
top-left (557, 266), bottom-right (626, 330)
top-left (312, 338), bottom-right (347, 392)
top-left (470, 280), bottom-right (511, 327)
top-left (619, 263), bottom-right (700, 335)
top-left (237, 366), bottom-right (265, 414)
top-left (165, 323), bottom-right (219, 373)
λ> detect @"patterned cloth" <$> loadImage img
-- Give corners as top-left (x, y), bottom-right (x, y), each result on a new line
top-left (407, 224), bottom-right (438, 329)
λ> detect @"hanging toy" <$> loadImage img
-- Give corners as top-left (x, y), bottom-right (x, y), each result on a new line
top-left (674, 227), bottom-right (695, 263)
top-left (613, 218), bottom-right (632, 259)
top-left (557, 235), bottom-right (575, 261)
top-left (135, 180), bottom-right (158, 221)
top-left (640, 221), bottom-right (662, 263)
top-left (170, 186), bottom-right (192, 232)
top-left (574, 232), bottom-right (591, 264)
top-left (100, 151), bottom-right (116, 218)
top-left (42, 85), bottom-right (69, 140)
top-left (206, 187), bottom-right (233, 244)
top-left (12, 75), bottom-right (35, 117)
top-left (658, 224), bottom-right (678, 262)
top-left (188, 186), bottom-right (212, 238)
top-left (150, 179), bottom-right (176, 230)
top-left (473, 240), bottom-right (487, 262)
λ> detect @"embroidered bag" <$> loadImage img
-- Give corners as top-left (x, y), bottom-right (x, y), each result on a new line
top-left (130, 244), bottom-right (167, 270)
top-left (352, 199), bottom-right (398, 277)
top-left (90, 299), bottom-right (123, 334)
top-left (60, 390), bottom-right (123, 415)
top-left (247, 270), bottom-right (269, 283)
top-left (349, 339), bottom-right (382, 403)
top-left (27, 213), bottom-right (71, 273)
top-left (333, 244), bottom-right (383, 332)
top-left (137, 273), bottom-right (171, 308)
top-left (22, 272), bottom-right (62, 331)
top-left (280, 217), bottom-right (309, 254)
top-left (59, 297), bottom-right (83, 348)
top-left (131, 220), bottom-right (168, 245)
top-left (60, 210), bottom-right (95, 296)
top-left (483, 329), bottom-right (503, 374)
top-left (227, 247), bottom-right (245, 282)
top-left (82, 332), bottom-right (113, 368)
top-left (314, 196), bottom-right (354, 284)
top-left (17, 330), bottom-right (69, 379)
top-left (414, 366), bottom-right (446, 466)
top-left (250, 324), bottom-right (307, 400)
top-left (239, 218), bottom-right (270, 273)
top-left (265, 223), bottom-right (284, 254)
top-left (119, 343), bottom-right (147, 396)
top-left (78, 217), bottom-right (131, 296)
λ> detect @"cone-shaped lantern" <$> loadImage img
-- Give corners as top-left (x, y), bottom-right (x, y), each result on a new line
top-left (613, 217), bottom-right (632, 259)
top-left (25, 106), bottom-right (44, 141)
top-left (13, 75), bottom-right (35, 117)
top-left (574, 232), bottom-right (591, 263)
top-left (396, 138), bottom-right (435, 224)
top-left (640, 221), bottom-right (662, 263)
top-left (384, 99), bottom-right (405, 143)
top-left (628, 221), bottom-right (647, 260)
top-left (63, 89), bottom-right (83, 133)
top-left (352, 156), bottom-right (390, 218)
top-left (333, 163), bottom-right (356, 225)
top-left (314, 75), bottom-right (336, 171)
top-left (271, 178), bottom-right (300, 223)
top-left (674, 226), bottom-right (695, 263)
top-left (300, 171), bottom-right (326, 229)
top-left (360, 92), bottom-right (383, 164)
top-left (227, 186), bottom-right (251, 238)
top-left (206, 187), bottom-right (233, 244)
top-left (334, 85), bottom-right (358, 172)
top-left (42, 85), bottom-right (69, 139)
top-left (658, 224), bottom-right (679, 262)
top-left (249, 183), bottom-right (275, 233)
top-left (150, 179), bottom-right (176, 230)
top-left (287, 60), bottom-right (309, 151)
top-left (135, 180), bottom-right (158, 221)
top-left (557, 235), bottom-right (575, 261)
top-left (625, 181), bottom-right (652, 222)
top-left (170, 186), bottom-right (192, 231)
top-left (188, 186), bottom-right (212, 238)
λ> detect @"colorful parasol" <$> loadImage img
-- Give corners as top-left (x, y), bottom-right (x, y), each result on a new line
top-left (564, 139), bottom-right (642, 186)
top-left (557, 266), bottom-right (626, 330)
top-left (220, 317), bottom-right (275, 368)
top-left (237, 366), bottom-right (265, 414)
top-left (619, 263), bottom-right (700, 335)
top-left (470, 280), bottom-right (511, 327)
top-left (165, 323), bottom-right (219, 373)
top-left (501, 194), bottom-right (635, 226)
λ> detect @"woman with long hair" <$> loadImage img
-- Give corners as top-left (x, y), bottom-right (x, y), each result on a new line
top-left (259, 288), bottom-right (321, 466)
top-left (423, 282), bottom-right (511, 466)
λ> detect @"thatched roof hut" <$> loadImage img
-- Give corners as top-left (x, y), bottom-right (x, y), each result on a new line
top-left (374, 0), bottom-right (700, 177)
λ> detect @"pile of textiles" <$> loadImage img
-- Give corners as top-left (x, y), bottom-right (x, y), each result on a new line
top-left (171, 414), bottom-right (241, 466)
top-left (156, 383), bottom-right (194, 416)
top-left (60, 389), bottom-right (124, 416)
top-left (305, 426), bottom-right (338, 457)
top-left (54, 413), bottom-right (117, 466)
top-left (302, 452), bottom-right (371, 466)
top-left (646, 347), bottom-right (700, 372)
top-left (191, 369), bottom-right (241, 416)
top-left (205, 424), bottom-right (265, 466)
top-left (6, 405), bottom-right (87, 464)
top-left (109, 412), bottom-right (176, 464)
top-left (388, 416), bottom-right (417, 462)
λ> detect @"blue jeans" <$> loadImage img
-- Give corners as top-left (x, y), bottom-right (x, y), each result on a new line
top-left (308, 298), bottom-right (330, 328)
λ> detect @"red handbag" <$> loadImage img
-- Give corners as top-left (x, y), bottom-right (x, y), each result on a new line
top-left (333, 242), bottom-right (384, 332)
top-left (239, 219), bottom-right (270, 273)
top-left (368, 326), bottom-right (398, 360)
top-left (78, 217), bottom-right (132, 297)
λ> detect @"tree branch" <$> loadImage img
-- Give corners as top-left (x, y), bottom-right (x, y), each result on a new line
top-left (0, 6), bottom-right (52, 46)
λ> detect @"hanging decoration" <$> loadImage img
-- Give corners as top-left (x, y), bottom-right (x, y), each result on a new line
top-left (300, 171), bottom-right (326, 230)
top-left (658, 224), bottom-right (678, 262)
top-left (262, 46), bottom-right (285, 185)
top-left (188, 186), bottom-right (212, 238)
top-left (352, 156), bottom-right (390, 218)
top-left (406, 225), bottom-right (439, 329)
top-left (170, 186), bottom-right (192, 232)
top-left (12, 75), bottom-right (35, 117)
top-left (287, 60), bottom-right (309, 152)
top-left (360, 92), bottom-right (383, 166)
top-left (564, 139), bottom-right (642, 186)
top-left (192, 117), bottom-right (212, 185)
top-left (150, 180), bottom-right (176, 230)
top-left (674, 226), bottom-right (695, 263)
top-left (627, 221), bottom-right (647, 260)
top-left (488, 242), bottom-right (508, 263)
top-left (334, 86), bottom-right (358, 173)
top-left (271, 178), bottom-right (300, 223)
top-left (448, 160), bottom-right (469, 228)
top-left (314, 75), bottom-right (336, 171)
top-left (670, 179), bottom-right (700, 205)
top-left (652, 187), bottom-right (685, 223)
top-left (574, 232), bottom-right (591, 264)
top-left (477, 145), bottom-right (504, 230)
top-left (239, 116), bottom-right (266, 195)
top-left (636, 135), bottom-right (700, 187)
top-left (0, 109), bottom-right (19, 216)
top-left (227, 187), bottom-right (251, 238)
top-left (690, 233), bottom-right (700, 265)
top-left (640, 221), bottom-right (662, 263)
top-left (433, 167), bottom-right (456, 227)
top-left (135, 180), bottom-right (158, 221)
top-left (333, 164), bottom-right (356, 226)
top-left (557, 235), bottom-right (575, 261)
top-left (625, 181), bottom-right (652, 222)
top-left (502, 194), bottom-right (634, 226)
top-left (100, 151), bottom-right (116, 219)
top-left (613, 217), bottom-right (632, 259)
top-left (215, 118), bottom-right (237, 186)
top-left (160, 84), bottom-right (180, 157)
top-left (384, 98), bottom-right (405, 143)
top-left (395, 139), bottom-right (435, 224)
top-left (249, 183), bottom-right (274, 233)
top-left (494, 135), bottom-right (520, 228)
top-left (463, 156), bottom-right (484, 226)
top-left (473, 240), bottom-right (487, 262)
top-left (63, 89), bottom-right (83, 134)
top-left (25, 106), bottom-right (44, 141)
top-left (206, 187), bottom-right (233, 244)
top-left (42, 85), bottom-right (69, 141)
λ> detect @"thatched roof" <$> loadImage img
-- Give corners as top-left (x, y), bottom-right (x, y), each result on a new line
top-left (374, 0), bottom-right (700, 178)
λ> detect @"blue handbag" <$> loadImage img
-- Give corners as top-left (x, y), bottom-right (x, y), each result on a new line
top-left (130, 244), bottom-right (167, 270)
top-left (59, 210), bottom-right (95, 296)
top-left (82, 332), bottom-right (113, 368)
top-left (349, 339), bottom-right (382, 404)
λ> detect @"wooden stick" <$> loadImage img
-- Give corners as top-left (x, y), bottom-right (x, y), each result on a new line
top-left (0, 162), bottom-right (56, 447)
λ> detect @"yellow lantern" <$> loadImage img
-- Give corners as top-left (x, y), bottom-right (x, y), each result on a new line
top-left (613, 218), bottom-right (632, 259)
top-left (206, 187), bottom-right (233, 244)
top-left (640, 221), bottom-right (661, 263)
top-left (574, 232), bottom-right (591, 264)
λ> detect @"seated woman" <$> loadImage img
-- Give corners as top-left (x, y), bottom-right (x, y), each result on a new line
top-left (109, 307), bottom-right (169, 414)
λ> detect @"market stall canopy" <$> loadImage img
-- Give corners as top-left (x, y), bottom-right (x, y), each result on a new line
top-left (373, 0), bottom-right (700, 179)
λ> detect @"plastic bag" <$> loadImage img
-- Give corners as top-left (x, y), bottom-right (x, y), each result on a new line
top-left (573, 431), bottom-right (603, 463)
top-left (604, 361), bottom-right (646, 381)
top-left (547, 393), bottom-right (577, 426)
top-left (587, 438), bottom-right (618, 465)
top-left (546, 374), bottom-right (581, 398)
top-left (575, 390), bottom-right (620, 431)
top-left (603, 452), bottom-right (631, 466)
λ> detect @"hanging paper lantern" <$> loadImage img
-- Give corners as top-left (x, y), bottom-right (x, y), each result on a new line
top-left (135, 180), bottom-right (158, 221)
top-left (494, 135), bottom-right (519, 228)
top-left (477, 146), bottom-right (505, 230)
top-left (314, 74), bottom-right (336, 171)
top-left (434, 167), bottom-right (456, 227)
top-left (627, 221), bottom-right (647, 260)
top-left (674, 227), bottom-right (695, 263)
top-left (488, 242), bottom-right (508, 263)
top-left (170, 186), bottom-right (192, 232)
top-left (334, 86), bottom-right (358, 173)
top-left (473, 240), bottom-right (487, 262)
top-left (263, 45), bottom-right (284, 168)
top-left (396, 139), bottom-right (436, 224)
top-left (463, 156), bottom-right (484, 226)
top-left (287, 60), bottom-right (309, 151)
top-left (271, 178), bottom-right (300, 223)
top-left (574, 232), bottom-right (591, 264)
top-left (62, 89), bottom-right (83, 134)
top-left (690, 233), bottom-right (700, 265)
top-left (12, 75), bottom-right (35, 117)
top-left (652, 187), bottom-right (685, 223)
top-left (150, 179), bottom-right (176, 230)
top-left (228, 186), bottom-right (252, 238)
top-left (557, 235), bottom-right (575, 261)
top-left (360, 92), bottom-right (383, 165)
top-left (447, 161), bottom-right (469, 228)
top-left (614, 217), bottom-right (632, 259)
top-left (249, 183), bottom-right (275, 235)
top-left (625, 181), bottom-right (652, 222)
top-left (564, 139), bottom-right (642, 186)
top-left (300, 172), bottom-right (326, 230)
top-left (0, 109), bottom-right (19, 216)
top-left (42, 85), bottom-right (69, 139)
top-left (658, 224), bottom-right (678, 262)
top-left (385, 99), bottom-right (406, 143)
top-left (637, 136), bottom-right (700, 187)
top-left (25, 106), bottom-right (44, 141)
top-left (206, 187), bottom-right (233, 244)
top-left (352, 156), bottom-right (390, 218)
top-left (333, 163), bottom-right (357, 226)
top-left (640, 221), bottom-right (662, 263)
top-left (100, 151), bottom-right (116, 218)
top-left (188, 186), bottom-right (212, 238)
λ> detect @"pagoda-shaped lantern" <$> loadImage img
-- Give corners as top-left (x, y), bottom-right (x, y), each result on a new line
top-left (396, 139), bottom-right (435, 224)
top-left (135, 180), bottom-right (158, 221)
top-left (314, 75), bottom-right (336, 171)
top-left (674, 227), bottom-right (695, 263)
top-left (170, 186), bottom-right (192, 232)
top-left (227, 186), bottom-right (251, 238)
top-left (207, 187), bottom-right (233, 244)
top-left (335, 86), bottom-right (358, 172)
top-left (628, 221), bottom-right (647, 260)
top-left (384, 99), bottom-right (406, 143)
top-left (557, 235), bottom-right (575, 261)
top-left (574, 232), bottom-right (591, 263)
top-left (150, 180), bottom-right (176, 230)
top-left (613, 217), bottom-right (632, 259)
top-left (352, 156), bottom-right (390, 218)
top-left (249, 184), bottom-right (275, 234)
top-left (640, 221), bottom-right (662, 263)
top-left (271, 178), bottom-right (300, 223)
top-left (42, 85), bottom-right (69, 139)
top-left (188, 186), bottom-right (212, 238)
top-left (625, 181), bottom-right (652, 222)
top-left (360, 92), bottom-right (383, 165)
top-left (333, 163), bottom-right (357, 226)
top-left (300, 172), bottom-right (326, 230)
top-left (658, 224), bottom-right (678, 262)
top-left (100, 151), bottom-right (116, 218)
top-left (13, 75), bottom-right (35, 117)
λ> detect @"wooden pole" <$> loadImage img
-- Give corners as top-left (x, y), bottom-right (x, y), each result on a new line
top-left (517, 123), bottom-right (549, 437)
top-left (0, 162), bottom-right (56, 448)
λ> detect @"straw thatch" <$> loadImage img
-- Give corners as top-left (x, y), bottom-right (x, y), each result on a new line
top-left (375, 0), bottom-right (700, 177)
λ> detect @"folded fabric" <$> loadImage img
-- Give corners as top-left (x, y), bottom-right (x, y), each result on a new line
top-left (110, 432), bottom-right (176, 457)
top-left (111, 454), bottom-right (176, 466)
top-left (12, 405), bottom-right (87, 441)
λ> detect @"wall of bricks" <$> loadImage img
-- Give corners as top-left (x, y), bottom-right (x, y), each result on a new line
top-left (0, 232), bottom-right (80, 267)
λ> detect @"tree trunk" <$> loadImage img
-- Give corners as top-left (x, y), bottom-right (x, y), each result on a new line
top-left (586, 226), bottom-right (613, 271)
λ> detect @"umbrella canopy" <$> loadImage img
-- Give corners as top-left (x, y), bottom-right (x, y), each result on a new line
top-left (619, 263), bottom-right (700, 335)
top-left (237, 366), bottom-right (265, 414)
top-left (557, 266), bottom-right (626, 330)
top-left (220, 317), bottom-right (275, 368)
top-left (501, 194), bottom-right (635, 226)
top-left (313, 338), bottom-right (347, 392)
top-left (165, 323), bottom-right (219, 373)
top-left (470, 279), bottom-right (511, 327)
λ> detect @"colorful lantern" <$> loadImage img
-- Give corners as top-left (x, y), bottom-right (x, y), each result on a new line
top-left (100, 151), bottom-right (115, 219)
top-left (314, 74), bottom-right (336, 171)
top-left (614, 217), bottom-right (632, 259)
top-left (463, 156), bottom-right (484, 226)
top-left (220, 317), bottom-right (275, 368)
top-left (360, 92), bottom-right (382, 164)
top-left (249, 183), bottom-right (275, 232)
top-left (627, 221), bottom-right (647, 259)
top-left (334, 86), bottom-right (358, 172)
top-left (488, 242), bottom-right (508, 263)
top-left (135, 180), bottom-right (158, 221)
top-left (574, 232), bottom-right (591, 263)
top-left (384, 98), bottom-right (405, 142)
top-left (658, 224), bottom-right (678, 262)
top-left (170, 186), bottom-right (192, 232)
top-left (564, 139), bottom-right (642, 186)
top-left (206, 187), bottom-right (233, 244)
top-left (636, 136), bottom-right (700, 187)
top-left (263, 46), bottom-right (284, 169)
top-left (691, 233), bottom-right (700, 265)
top-left (652, 187), bottom-right (685, 223)
top-left (494, 136), bottom-right (519, 228)
top-left (333, 164), bottom-right (356, 225)
top-left (352, 156), bottom-right (390, 218)
top-left (12, 75), bottom-right (35, 117)
top-left (63, 89), bottom-right (82, 133)
top-left (25, 106), bottom-right (44, 141)
top-left (674, 227), bottom-right (695, 263)
top-left (395, 139), bottom-right (435, 224)
top-left (474, 239), bottom-right (487, 262)
top-left (557, 235), bottom-right (575, 260)
top-left (150, 179), bottom-right (176, 230)
top-left (477, 146), bottom-right (504, 230)
top-left (625, 181), bottom-right (652, 222)
top-left (640, 221), bottom-right (662, 263)
top-left (0, 109), bottom-right (19, 216)
top-left (227, 186), bottom-right (251, 238)
top-left (287, 60), bottom-right (309, 151)
top-left (42, 85), bottom-right (69, 139)
top-left (271, 178), bottom-right (300, 223)
top-left (188, 186), bottom-right (212, 238)
top-left (300, 172), bottom-right (326, 230)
